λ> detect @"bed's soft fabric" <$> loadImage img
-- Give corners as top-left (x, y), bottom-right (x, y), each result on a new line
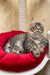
top-left (0, 30), bottom-right (47, 72)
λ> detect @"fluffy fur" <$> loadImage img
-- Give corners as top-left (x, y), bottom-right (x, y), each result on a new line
top-left (4, 19), bottom-right (48, 58)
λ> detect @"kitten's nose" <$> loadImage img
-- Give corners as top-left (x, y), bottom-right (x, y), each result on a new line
top-left (38, 28), bottom-right (40, 30)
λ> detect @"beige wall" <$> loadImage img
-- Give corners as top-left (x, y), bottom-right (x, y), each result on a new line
top-left (26, 0), bottom-right (43, 31)
top-left (0, 0), bottom-right (50, 34)
top-left (26, 0), bottom-right (50, 36)
top-left (0, 0), bottom-right (19, 33)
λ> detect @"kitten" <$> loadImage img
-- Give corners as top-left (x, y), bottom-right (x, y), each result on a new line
top-left (23, 19), bottom-right (48, 57)
top-left (4, 33), bottom-right (27, 54)
top-left (4, 19), bottom-right (48, 58)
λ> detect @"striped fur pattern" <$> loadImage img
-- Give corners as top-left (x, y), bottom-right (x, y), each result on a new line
top-left (4, 33), bottom-right (27, 54)
top-left (4, 20), bottom-right (48, 58)
top-left (23, 20), bottom-right (48, 57)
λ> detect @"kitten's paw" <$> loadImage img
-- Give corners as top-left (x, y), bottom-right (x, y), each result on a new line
top-left (39, 48), bottom-right (44, 53)
top-left (38, 44), bottom-right (44, 53)
top-left (39, 46), bottom-right (45, 53)
top-left (32, 50), bottom-right (40, 58)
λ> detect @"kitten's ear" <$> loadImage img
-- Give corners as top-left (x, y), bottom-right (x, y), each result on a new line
top-left (29, 18), bottom-right (35, 30)
top-left (41, 20), bottom-right (45, 25)
top-left (31, 18), bottom-right (35, 25)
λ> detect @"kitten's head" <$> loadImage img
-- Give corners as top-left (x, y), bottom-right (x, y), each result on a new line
top-left (29, 18), bottom-right (44, 34)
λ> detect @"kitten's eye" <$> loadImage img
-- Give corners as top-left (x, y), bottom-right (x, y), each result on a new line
top-left (39, 30), bottom-right (42, 33)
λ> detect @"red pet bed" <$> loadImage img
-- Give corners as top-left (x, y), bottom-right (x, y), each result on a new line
top-left (0, 30), bottom-right (47, 72)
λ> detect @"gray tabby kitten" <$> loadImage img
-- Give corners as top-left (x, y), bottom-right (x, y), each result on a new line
top-left (4, 33), bottom-right (27, 54)
top-left (4, 19), bottom-right (48, 58)
top-left (23, 19), bottom-right (48, 57)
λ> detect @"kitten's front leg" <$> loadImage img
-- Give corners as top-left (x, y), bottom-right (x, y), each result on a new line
top-left (31, 47), bottom-right (40, 58)
top-left (40, 36), bottom-right (49, 46)
top-left (38, 43), bottom-right (45, 53)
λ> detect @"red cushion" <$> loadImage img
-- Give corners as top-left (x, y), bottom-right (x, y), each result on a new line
top-left (0, 30), bottom-right (47, 72)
